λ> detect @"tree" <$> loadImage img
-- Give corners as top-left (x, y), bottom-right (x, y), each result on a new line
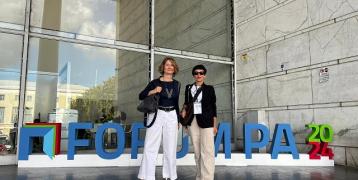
top-left (71, 76), bottom-right (117, 123)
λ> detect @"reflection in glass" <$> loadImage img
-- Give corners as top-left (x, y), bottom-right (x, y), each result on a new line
top-left (31, 0), bottom-right (149, 44)
top-left (154, 55), bottom-right (233, 147)
top-left (27, 38), bottom-right (149, 154)
top-left (0, 0), bottom-right (26, 25)
top-left (0, 33), bottom-right (23, 155)
top-left (155, 0), bottom-right (232, 57)
top-left (155, 55), bottom-right (232, 123)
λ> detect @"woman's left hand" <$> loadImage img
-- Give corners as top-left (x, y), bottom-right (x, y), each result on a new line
top-left (213, 117), bottom-right (218, 135)
top-left (213, 127), bottom-right (218, 135)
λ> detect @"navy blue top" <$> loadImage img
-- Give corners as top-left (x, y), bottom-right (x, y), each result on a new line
top-left (139, 78), bottom-right (181, 120)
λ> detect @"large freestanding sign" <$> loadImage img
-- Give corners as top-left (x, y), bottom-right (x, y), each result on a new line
top-left (18, 122), bottom-right (334, 167)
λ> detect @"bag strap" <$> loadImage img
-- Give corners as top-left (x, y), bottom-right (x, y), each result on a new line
top-left (144, 111), bottom-right (158, 128)
top-left (144, 78), bottom-right (162, 128)
top-left (145, 78), bottom-right (179, 128)
top-left (186, 84), bottom-right (190, 105)
top-left (191, 84), bottom-right (202, 103)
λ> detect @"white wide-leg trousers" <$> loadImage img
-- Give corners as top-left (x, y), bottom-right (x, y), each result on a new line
top-left (138, 109), bottom-right (178, 180)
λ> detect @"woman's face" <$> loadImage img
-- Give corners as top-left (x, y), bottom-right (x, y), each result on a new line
top-left (193, 69), bottom-right (206, 83)
top-left (164, 60), bottom-right (175, 75)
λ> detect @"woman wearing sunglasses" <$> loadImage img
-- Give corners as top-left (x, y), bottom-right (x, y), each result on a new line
top-left (181, 65), bottom-right (217, 180)
top-left (138, 57), bottom-right (181, 180)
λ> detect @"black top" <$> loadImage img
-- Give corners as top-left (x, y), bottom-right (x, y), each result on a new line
top-left (139, 78), bottom-right (181, 120)
top-left (184, 83), bottom-right (217, 128)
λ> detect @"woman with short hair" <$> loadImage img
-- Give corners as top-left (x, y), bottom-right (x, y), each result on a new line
top-left (181, 64), bottom-right (217, 180)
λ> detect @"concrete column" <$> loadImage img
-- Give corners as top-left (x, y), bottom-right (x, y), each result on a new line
top-left (34, 0), bottom-right (62, 121)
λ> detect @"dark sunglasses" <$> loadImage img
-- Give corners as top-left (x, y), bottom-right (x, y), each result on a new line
top-left (193, 71), bottom-right (205, 76)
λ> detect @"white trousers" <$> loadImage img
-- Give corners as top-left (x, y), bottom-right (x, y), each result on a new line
top-left (138, 109), bottom-right (178, 180)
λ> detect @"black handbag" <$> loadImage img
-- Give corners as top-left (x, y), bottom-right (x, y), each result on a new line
top-left (137, 80), bottom-right (164, 128)
top-left (137, 94), bottom-right (159, 114)
top-left (180, 85), bottom-right (202, 126)
top-left (137, 93), bottom-right (160, 128)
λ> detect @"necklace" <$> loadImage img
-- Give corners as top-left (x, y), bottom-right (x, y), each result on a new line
top-left (164, 83), bottom-right (174, 98)
top-left (165, 88), bottom-right (173, 98)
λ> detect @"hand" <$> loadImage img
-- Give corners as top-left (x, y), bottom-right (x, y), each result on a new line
top-left (180, 110), bottom-right (186, 118)
top-left (213, 127), bottom-right (218, 135)
top-left (184, 126), bottom-right (189, 134)
top-left (149, 86), bottom-right (162, 96)
top-left (155, 86), bottom-right (162, 93)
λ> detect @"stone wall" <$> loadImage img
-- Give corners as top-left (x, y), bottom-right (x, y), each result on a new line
top-left (235, 0), bottom-right (358, 167)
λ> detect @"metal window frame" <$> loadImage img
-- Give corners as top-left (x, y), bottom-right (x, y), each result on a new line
top-left (0, 0), bottom-right (238, 164)
top-left (16, 0), bottom-right (31, 161)
top-left (231, 0), bottom-right (238, 150)
top-left (150, 0), bottom-right (155, 80)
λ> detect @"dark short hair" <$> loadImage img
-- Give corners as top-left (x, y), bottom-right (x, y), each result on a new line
top-left (192, 65), bottom-right (207, 76)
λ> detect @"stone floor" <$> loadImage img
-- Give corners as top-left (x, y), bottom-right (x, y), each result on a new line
top-left (0, 165), bottom-right (357, 180)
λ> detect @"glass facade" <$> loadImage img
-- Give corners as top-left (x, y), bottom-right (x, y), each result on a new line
top-left (0, 32), bottom-right (22, 155)
top-left (0, 0), bottom-right (233, 160)
top-left (155, 0), bottom-right (232, 57)
top-left (31, 0), bottom-right (149, 44)
top-left (0, 0), bottom-right (26, 25)
top-left (154, 55), bottom-right (233, 123)
top-left (26, 38), bottom-right (149, 153)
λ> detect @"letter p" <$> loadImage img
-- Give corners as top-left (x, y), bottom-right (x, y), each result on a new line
top-left (244, 123), bottom-right (269, 159)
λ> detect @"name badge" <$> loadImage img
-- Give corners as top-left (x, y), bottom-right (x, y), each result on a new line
top-left (194, 102), bottom-right (202, 114)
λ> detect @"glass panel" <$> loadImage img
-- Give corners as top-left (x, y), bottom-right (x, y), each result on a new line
top-left (0, 32), bottom-right (23, 155)
top-left (154, 55), bottom-right (233, 147)
top-left (0, 0), bottom-right (26, 25)
top-left (27, 37), bottom-right (149, 154)
top-left (31, 0), bottom-right (149, 44)
top-left (155, 0), bottom-right (232, 57)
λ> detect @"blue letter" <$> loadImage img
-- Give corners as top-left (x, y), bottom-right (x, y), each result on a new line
top-left (176, 135), bottom-right (189, 159)
top-left (67, 123), bottom-right (92, 160)
top-left (244, 123), bottom-right (269, 159)
top-left (131, 123), bottom-right (145, 159)
top-left (95, 123), bottom-right (125, 159)
top-left (270, 124), bottom-right (299, 159)
top-left (215, 122), bottom-right (231, 159)
top-left (18, 127), bottom-right (53, 160)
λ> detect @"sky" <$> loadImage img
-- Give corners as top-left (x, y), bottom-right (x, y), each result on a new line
top-left (0, 0), bottom-right (137, 88)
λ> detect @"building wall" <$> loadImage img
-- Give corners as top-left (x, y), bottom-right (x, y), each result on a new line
top-left (0, 80), bottom-right (87, 137)
top-left (117, 0), bottom-right (233, 124)
top-left (235, 0), bottom-right (358, 167)
top-left (0, 0), bottom-right (232, 158)
top-left (116, 0), bottom-right (150, 123)
top-left (0, 81), bottom-right (33, 138)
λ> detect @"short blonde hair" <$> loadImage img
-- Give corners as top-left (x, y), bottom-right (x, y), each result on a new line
top-left (158, 57), bottom-right (179, 76)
